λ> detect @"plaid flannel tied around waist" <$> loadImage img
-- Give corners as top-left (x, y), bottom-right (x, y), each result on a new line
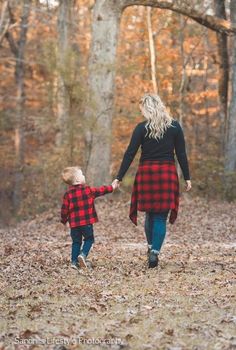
top-left (129, 160), bottom-right (179, 225)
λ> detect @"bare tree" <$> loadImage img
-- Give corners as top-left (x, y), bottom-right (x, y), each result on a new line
top-left (84, 0), bottom-right (236, 185)
top-left (214, 0), bottom-right (229, 152)
top-left (225, 0), bottom-right (236, 173)
top-left (56, 0), bottom-right (73, 147)
top-left (0, 0), bottom-right (31, 212)
top-left (0, 1), bottom-right (10, 45)
top-left (84, 1), bottom-right (122, 184)
top-left (147, 6), bottom-right (158, 94)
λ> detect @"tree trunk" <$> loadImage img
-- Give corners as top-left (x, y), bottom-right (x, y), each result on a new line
top-left (55, 0), bottom-right (72, 147)
top-left (178, 15), bottom-right (187, 128)
top-left (13, 0), bottom-right (31, 212)
top-left (203, 30), bottom-right (210, 148)
top-left (177, 15), bottom-right (187, 179)
top-left (225, 0), bottom-right (236, 172)
top-left (0, 1), bottom-right (10, 45)
top-left (214, 0), bottom-right (229, 152)
top-left (147, 6), bottom-right (158, 94)
top-left (84, 0), bottom-right (122, 185)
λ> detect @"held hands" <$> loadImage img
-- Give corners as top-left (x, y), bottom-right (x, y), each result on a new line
top-left (185, 180), bottom-right (192, 192)
top-left (112, 179), bottom-right (120, 190)
top-left (61, 221), bottom-right (69, 231)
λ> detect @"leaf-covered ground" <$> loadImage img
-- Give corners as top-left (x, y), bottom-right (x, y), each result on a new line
top-left (0, 194), bottom-right (235, 350)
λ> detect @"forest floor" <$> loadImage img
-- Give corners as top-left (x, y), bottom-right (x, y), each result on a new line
top-left (0, 194), bottom-right (236, 350)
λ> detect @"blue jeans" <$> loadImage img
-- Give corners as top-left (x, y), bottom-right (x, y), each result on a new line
top-left (70, 225), bottom-right (94, 263)
top-left (145, 211), bottom-right (169, 254)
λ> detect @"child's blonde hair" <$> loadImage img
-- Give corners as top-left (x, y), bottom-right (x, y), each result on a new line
top-left (62, 166), bottom-right (83, 185)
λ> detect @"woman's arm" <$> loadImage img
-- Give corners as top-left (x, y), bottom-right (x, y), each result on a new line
top-left (174, 123), bottom-right (190, 181)
top-left (116, 123), bottom-right (143, 181)
top-left (61, 193), bottom-right (69, 224)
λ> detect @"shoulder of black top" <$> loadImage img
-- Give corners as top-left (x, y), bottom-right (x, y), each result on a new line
top-left (137, 120), bottom-right (146, 126)
top-left (171, 119), bottom-right (179, 128)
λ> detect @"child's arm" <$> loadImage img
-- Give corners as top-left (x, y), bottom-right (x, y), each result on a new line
top-left (61, 193), bottom-right (69, 224)
top-left (90, 185), bottom-right (114, 198)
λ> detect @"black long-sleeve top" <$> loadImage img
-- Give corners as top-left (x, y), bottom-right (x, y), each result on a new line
top-left (116, 120), bottom-right (190, 181)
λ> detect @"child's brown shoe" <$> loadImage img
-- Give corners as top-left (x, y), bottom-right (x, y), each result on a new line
top-left (78, 254), bottom-right (87, 269)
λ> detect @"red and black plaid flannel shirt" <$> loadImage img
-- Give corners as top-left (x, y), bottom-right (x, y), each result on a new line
top-left (129, 160), bottom-right (179, 225)
top-left (61, 184), bottom-right (113, 228)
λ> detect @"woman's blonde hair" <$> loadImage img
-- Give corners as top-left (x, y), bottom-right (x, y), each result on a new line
top-left (139, 94), bottom-right (173, 140)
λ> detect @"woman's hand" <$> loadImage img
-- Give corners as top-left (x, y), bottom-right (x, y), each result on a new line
top-left (112, 179), bottom-right (120, 190)
top-left (185, 180), bottom-right (192, 191)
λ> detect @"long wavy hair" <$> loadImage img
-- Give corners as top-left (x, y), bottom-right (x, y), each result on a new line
top-left (139, 94), bottom-right (173, 140)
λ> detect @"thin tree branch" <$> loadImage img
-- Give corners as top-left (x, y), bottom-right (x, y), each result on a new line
top-left (0, 1), bottom-right (19, 55)
top-left (0, 17), bottom-right (9, 45)
top-left (5, 31), bottom-right (18, 56)
top-left (147, 7), bottom-right (158, 94)
top-left (121, 0), bottom-right (236, 35)
top-left (0, 0), bottom-right (9, 45)
top-left (0, 0), bottom-right (9, 27)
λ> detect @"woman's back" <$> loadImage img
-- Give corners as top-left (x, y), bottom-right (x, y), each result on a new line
top-left (136, 119), bottom-right (180, 161)
top-left (117, 119), bottom-right (190, 181)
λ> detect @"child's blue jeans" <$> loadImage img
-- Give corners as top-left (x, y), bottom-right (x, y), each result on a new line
top-left (145, 211), bottom-right (169, 254)
top-left (70, 225), bottom-right (94, 263)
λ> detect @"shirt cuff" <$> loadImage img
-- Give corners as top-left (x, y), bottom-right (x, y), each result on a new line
top-left (107, 185), bottom-right (114, 192)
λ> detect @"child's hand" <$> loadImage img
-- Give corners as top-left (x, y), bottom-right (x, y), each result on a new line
top-left (61, 222), bottom-right (69, 230)
top-left (112, 179), bottom-right (120, 190)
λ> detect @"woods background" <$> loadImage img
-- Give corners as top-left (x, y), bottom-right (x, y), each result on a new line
top-left (0, 0), bottom-right (236, 224)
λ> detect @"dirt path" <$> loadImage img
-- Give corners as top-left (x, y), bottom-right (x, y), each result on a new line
top-left (0, 195), bottom-right (235, 350)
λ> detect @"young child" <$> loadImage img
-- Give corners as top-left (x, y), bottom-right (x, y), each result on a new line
top-left (61, 166), bottom-right (119, 270)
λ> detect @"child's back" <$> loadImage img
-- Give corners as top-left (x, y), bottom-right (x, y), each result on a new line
top-left (60, 166), bottom-right (118, 269)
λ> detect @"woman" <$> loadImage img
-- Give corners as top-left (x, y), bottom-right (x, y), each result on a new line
top-left (113, 94), bottom-right (191, 268)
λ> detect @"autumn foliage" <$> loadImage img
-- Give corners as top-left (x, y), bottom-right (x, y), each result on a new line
top-left (0, 1), bottom-right (235, 224)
